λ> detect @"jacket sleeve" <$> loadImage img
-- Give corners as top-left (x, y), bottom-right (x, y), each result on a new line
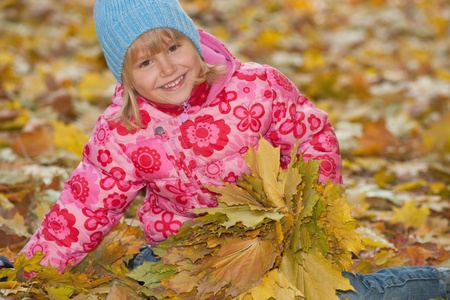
top-left (19, 116), bottom-right (145, 273)
top-left (263, 65), bottom-right (343, 184)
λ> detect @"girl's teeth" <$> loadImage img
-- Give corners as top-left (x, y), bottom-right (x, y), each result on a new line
top-left (162, 75), bottom-right (184, 89)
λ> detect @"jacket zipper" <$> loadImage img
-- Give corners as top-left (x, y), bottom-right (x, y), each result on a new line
top-left (180, 100), bottom-right (191, 122)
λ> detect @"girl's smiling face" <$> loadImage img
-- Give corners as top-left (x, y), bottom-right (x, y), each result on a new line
top-left (127, 33), bottom-right (202, 106)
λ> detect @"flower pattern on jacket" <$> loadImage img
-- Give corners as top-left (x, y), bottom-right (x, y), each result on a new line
top-left (168, 152), bottom-right (197, 179)
top-left (279, 103), bottom-right (307, 139)
top-left (165, 179), bottom-right (190, 206)
top-left (233, 103), bottom-right (265, 132)
top-left (103, 192), bottom-right (129, 213)
top-left (97, 149), bottom-right (112, 167)
top-left (271, 68), bottom-right (294, 97)
top-left (235, 66), bottom-right (267, 82)
top-left (93, 123), bottom-right (111, 146)
top-left (237, 81), bottom-right (257, 99)
top-left (179, 114), bottom-right (231, 157)
top-left (82, 208), bottom-right (109, 231)
top-left (99, 167), bottom-right (132, 192)
top-left (131, 147), bottom-right (162, 174)
top-left (272, 102), bottom-right (287, 123)
top-left (107, 109), bottom-right (151, 136)
top-left (313, 127), bottom-right (340, 153)
top-left (203, 161), bottom-right (225, 180)
top-left (23, 236), bottom-right (50, 260)
top-left (313, 154), bottom-right (339, 183)
top-left (83, 231), bottom-right (103, 252)
top-left (154, 212), bottom-right (183, 239)
top-left (42, 204), bottom-right (79, 247)
top-left (208, 89), bottom-right (238, 114)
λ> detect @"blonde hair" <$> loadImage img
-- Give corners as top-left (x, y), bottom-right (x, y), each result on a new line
top-left (112, 28), bottom-right (226, 133)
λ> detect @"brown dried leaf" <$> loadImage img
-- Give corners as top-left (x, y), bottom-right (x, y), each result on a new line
top-left (196, 236), bottom-right (278, 298)
top-left (11, 121), bottom-right (54, 157)
top-left (354, 120), bottom-right (400, 156)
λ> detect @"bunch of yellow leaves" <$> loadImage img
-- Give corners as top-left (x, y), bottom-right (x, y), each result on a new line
top-left (128, 138), bottom-right (364, 300)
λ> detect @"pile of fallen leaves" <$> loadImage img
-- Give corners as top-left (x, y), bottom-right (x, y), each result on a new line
top-left (1, 0), bottom-right (450, 299)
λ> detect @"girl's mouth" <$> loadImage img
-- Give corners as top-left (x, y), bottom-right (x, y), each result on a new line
top-left (161, 75), bottom-right (185, 89)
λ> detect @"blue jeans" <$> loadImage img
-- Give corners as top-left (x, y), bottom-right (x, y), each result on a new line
top-left (338, 267), bottom-right (450, 300)
top-left (130, 248), bottom-right (450, 299)
top-left (129, 245), bottom-right (160, 270)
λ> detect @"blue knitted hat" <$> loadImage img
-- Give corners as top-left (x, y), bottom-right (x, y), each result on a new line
top-left (94, 0), bottom-right (202, 83)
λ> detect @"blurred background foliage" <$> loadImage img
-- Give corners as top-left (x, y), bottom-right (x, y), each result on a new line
top-left (0, 0), bottom-right (449, 282)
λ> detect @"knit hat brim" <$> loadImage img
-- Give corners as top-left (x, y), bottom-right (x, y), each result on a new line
top-left (94, 0), bottom-right (202, 83)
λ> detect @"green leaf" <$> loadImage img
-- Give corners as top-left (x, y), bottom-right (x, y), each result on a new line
top-left (127, 260), bottom-right (177, 287)
top-left (194, 203), bottom-right (284, 229)
top-left (298, 158), bottom-right (321, 219)
top-left (280, 141), bottom-right (303, 213)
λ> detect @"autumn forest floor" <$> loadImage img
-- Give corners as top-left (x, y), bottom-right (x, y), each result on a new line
top-left (0, 0), bottom-right (450, 297)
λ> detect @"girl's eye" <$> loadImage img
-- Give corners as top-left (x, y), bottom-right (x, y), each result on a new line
top-left (168, 45), bottom-right (180, 53)
top-left (140, 60), bottom-right (152, 68)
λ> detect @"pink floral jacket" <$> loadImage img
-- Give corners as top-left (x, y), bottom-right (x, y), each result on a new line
top-left (20, 30), bottom-right (342, 272)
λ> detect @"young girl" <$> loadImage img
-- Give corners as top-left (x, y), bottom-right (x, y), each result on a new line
top-left (5, 0), bottom-right (449, 298)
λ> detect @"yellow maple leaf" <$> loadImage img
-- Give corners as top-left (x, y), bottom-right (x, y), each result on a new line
top-left (45, 286), bottom-right (75, 300)
top-left (355, 227), bottom-right (396, 249)
top-left (373, 250), bottom-right (399, 266)
top-left (391, 201), bottom-right (430, 229)
top-left (287, 0), bottom-right (317, 12)
top-left (206, 183), bottom-right (266, 210)
top-left (196, 236), bottom-right (278, 298)
top-left (338, 227), bottom-right (365, 258)
top-left (0, 50), bottom-right (14, 66)
top-left (303, 49), bottom-right (326, 70)
top-left (421, 112), bottom-right (450, 154)
top-left (77, 19), bottom-right (98, 44)
top-left (77, 71), bottom-right (116, 102)
top-left (244, 138), bottom-right (285, 208)
top-left (36, 265), bottom-right (90, 288)
top-left (323, 184), bottom-right (355, 227)
top-left (392, 180), bottom-right (427, 192)
top-left (0, 252), bottom-right (45, 281)
top-left (19, 66), bottom-right (49, 101)
top-left (52, 120), bottom-right (89, 156)
top-left (256, 30), bottom-right (285, 48)
top-left (0, 212), bottom-right (30, 238)
top-left (105, 283), bottom-right (138, 300)
top-left (165, 271), bottom-right (202, 295)
top-left (237, 269), bottom-right (303, 300)
top-left (301, 252), bottom-right (353, 300)
top-left (0, 102), bottom-right (29, 131)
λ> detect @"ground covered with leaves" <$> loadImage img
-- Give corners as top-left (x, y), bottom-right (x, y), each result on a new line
top-left (0, 0), bottom-right (449, 299)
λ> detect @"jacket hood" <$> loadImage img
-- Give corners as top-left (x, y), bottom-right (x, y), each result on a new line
top-left (111, 30), bottom-right (240, 107)
top-left (198, 30), bottom-right (241, 101)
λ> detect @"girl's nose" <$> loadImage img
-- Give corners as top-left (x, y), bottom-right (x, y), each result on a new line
top-left (159, 57), bottom-right (176, 77)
